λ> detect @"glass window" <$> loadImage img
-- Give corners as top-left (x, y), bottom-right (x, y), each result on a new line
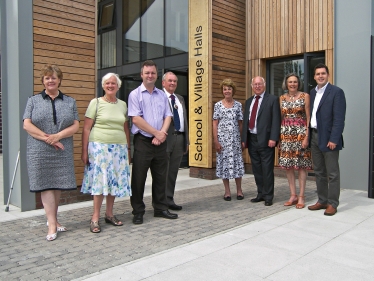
top-left (165, 0), bottom-right (188, 56)
top-left (267, 53), bottom-right (325, 97)
top-left (305, 55), bottom-right (325, 93)
top-left (141, 0), bottom-right (164, 60)
top-left (99, 1), bottom-right (115, 30)
top-left (122, 0), bottom-right (141, 63)
top-left (269, 58), bottom-right (304, 97)
top-left (101, 30), bottom-right (116, 68)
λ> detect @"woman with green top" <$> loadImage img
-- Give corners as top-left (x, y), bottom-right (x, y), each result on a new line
top-left (81, 73), bottom-right (131, 233)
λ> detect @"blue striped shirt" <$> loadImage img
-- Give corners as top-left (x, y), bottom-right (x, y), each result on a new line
top-left (128, 83), bottom-right (172, 137)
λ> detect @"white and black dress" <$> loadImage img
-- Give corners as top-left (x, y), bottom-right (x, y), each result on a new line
top-left (23, 90), bottom-right (79, 192)
top-left (213, 100), bottom-right (245, 179)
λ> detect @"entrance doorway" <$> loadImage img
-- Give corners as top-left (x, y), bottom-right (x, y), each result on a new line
top-left (120, 70), bottom-right (189, 168)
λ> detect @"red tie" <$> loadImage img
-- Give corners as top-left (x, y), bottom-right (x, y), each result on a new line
top-left (249, 96), bottom-right (260, 130)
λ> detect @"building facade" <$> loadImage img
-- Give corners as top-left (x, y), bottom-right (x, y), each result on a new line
top-left (2, 0), bottom-right (374, 210)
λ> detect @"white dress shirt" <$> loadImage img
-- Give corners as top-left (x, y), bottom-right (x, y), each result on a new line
top-left (249, 92), bottom-right (264, 134)
top-left (311, 82), bottom-right (329, 129)
top-left (164, 88), bottom-right (185, 132)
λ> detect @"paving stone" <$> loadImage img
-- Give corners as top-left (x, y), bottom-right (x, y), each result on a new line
top-left (0, 177), bottom-right (317, 280)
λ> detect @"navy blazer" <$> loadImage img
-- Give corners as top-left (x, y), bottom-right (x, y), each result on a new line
top-left (241, 92), bottom-right (281, 147)
top-left (310, 83), bottom-right (346, 152)
top-left (166, 93), bottom-right (189, 153)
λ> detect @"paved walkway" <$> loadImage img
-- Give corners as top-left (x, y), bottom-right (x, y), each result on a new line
top-left (1, 154), bottom-right (374, 280)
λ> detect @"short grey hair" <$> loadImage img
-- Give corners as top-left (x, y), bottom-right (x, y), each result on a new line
top-left (101, 73), bottom-right (122, 88)
top-left (162, 71), bottom-right (178, 81)
top-left (251, 76), bottom-right (266, 85)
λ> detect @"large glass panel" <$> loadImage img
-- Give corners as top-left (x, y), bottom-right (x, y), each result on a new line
top-left (122, 0), bottom-right (141, 63)
top-left (165, 0), bottom-right (188, 56)
top-left (306, 56), bottom-right (325, 93)
top-left (269, 59), bottom-right (304, 96)
top-left (101, 30), bottom-right (116, 68)
top-left (97, 34), bottom-right (101, 69)
top-left (141, 0), bottom-right (164, 60)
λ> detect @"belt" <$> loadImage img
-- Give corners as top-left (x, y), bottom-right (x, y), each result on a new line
top-left (172, 131), bottom-right (184, 135)
top-left (312, 128), bottom-right (318, 133)
top-left (136, 133), bottom-right (153, 140)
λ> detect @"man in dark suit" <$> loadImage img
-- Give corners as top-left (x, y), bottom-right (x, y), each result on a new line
top-left (241, 76), bottom-right (281, 206)
top-left (308, 63), bottom-right (346, 216)
top-left (162, 72), bottom-right (189, 211)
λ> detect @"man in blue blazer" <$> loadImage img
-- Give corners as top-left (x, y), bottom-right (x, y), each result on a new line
top-left (308, 63), bottom-right (346, 216)
top-left (163, 72), bottom-right (189, 211)
top-left (242, 76), bottom-right (281, 206)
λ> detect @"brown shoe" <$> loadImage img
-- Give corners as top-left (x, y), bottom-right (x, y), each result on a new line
top-left (324, 205), bottom-right (337, 216)
top-left (308, 202), bottom-right (328, 210)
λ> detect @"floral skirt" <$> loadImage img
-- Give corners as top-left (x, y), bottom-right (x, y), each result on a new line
top-left (81, 142), bottom-right (131, 197)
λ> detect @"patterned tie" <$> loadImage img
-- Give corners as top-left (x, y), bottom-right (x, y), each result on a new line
top-left (170, 94), bottom-right (181, 131)
top-left (249, 95), bottom-right (260, 130)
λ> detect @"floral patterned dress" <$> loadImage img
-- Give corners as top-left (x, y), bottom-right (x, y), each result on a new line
top-left (278, 93), bottom-right (312, 170)
top-left (213, 100), bottom-right (245, 179)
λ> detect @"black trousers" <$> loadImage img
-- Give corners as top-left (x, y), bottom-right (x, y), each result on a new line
top-left (130, 134), bottom-right (168, 215)
top-left (247, 133), bottom-right (275, 200)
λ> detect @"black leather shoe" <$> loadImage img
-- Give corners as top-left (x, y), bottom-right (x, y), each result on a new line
top-left (264, 200), bottom-right (273, 206)
top-left (250, 197), bottom-right (264, 203)
top-left (154, 210), bottom-right (178, 219)
top-left (169, 204), bottom-right (182, 211)
top-left (237, 195), bottom-right (244, 200)
top-left (133, 213), bottom-right (143, 224)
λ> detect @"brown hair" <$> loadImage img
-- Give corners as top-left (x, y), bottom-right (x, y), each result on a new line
top-left (282, 73), bottom-right (303, 91)
top-left (314, 63), bottom-right (329, 75)
top-left (40, 65), bottom-right (63, 87)
top-left (220, 79), bottom-right (237, 96)
top-left (141, 60), bottom-right (158, 74)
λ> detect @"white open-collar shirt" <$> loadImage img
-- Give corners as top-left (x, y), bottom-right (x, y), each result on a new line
top-left (164, 88), bottom-right (185, 132)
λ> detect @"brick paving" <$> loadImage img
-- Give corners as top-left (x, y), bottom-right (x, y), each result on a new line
top-left (0, 177), bottom-right (317, 281)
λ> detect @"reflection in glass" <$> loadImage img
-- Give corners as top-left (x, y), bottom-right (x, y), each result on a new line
top-left (307, 56), bottom-right (325, 93)
top-left (165, 0), bottom-right (188, 55)
top-left (99, 2), bottom-right (115, 29)
top-left (269, 59), bottom-right (304, 97)
top-left (101, 30), bottom-right (116, 68)
top-left (141, 0), bottom-right (164, 60)
top-left (122, 0), bottom-right (141, 63)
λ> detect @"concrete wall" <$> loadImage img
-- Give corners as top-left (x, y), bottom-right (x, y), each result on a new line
top-left (1, 0), bottom-right (34, 210)
top-left (335, 0), bottom-right (374, 192)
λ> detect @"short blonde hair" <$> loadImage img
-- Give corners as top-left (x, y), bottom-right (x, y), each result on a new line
top-left (101, 73), bottom-right (122, 88)
top-left (40, 65), bottom-right (63, 87)
top-left (219, 79), bottom-right (236, 95)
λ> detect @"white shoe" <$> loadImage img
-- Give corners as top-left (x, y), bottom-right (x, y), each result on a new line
top-left (46, 232), bottom-right (57, 241)
top-left (46, 221), bottom-right (67, 232)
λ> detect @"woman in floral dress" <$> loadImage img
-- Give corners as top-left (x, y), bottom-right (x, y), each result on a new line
top-left (81, 73), bottom-right (131, 233)
top-left (213, 79), bottom-right (245, 201)
top-left (278, 73), bottom-right (312, 209)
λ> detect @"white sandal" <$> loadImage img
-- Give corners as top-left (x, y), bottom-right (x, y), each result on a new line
top-left (46, 232), bottom-right (57, 241)
top-left (46, 221), bottom-right (67, 232)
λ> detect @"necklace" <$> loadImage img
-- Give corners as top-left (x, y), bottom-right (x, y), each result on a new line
top-left (104, 95), bottom-right (118, 104)
top-left (288, 93), bottom-right (298, 101)
top-left (223, 99), bottom-right (234, 107)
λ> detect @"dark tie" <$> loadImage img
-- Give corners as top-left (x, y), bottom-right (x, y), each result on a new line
top-left (249, 95), bottom-right (260, 130)
top-left (170, 94), bottom-right (181, 131)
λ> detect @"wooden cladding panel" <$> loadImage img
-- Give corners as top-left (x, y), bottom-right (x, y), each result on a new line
top-left (33, 0), bottom-right (96, 186)
top-left (247, 0), bottom-right (334, 59)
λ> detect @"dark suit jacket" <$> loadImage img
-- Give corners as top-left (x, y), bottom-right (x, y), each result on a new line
top-left (166, 93), bottom-right (189, 153)
top-left (241, 92), bottom-right (281, 147)
top-left (310, 83), bottom-right (346, 152)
